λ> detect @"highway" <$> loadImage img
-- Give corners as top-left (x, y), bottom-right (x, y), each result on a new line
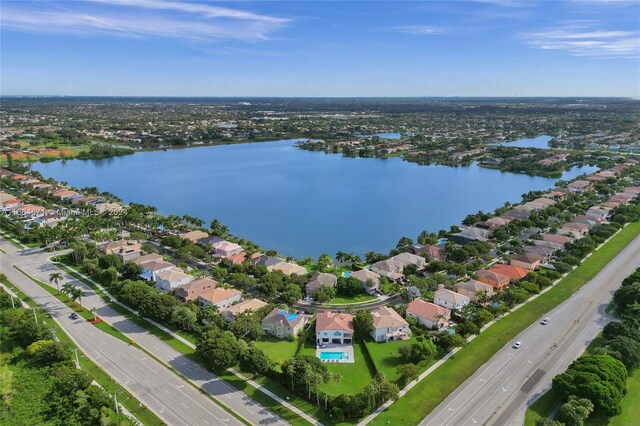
top-left (0, 239), bottom-right (289, 426)
top-left (421, 232), bottom-right (640, 426)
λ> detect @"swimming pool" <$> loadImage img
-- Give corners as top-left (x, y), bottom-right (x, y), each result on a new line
top-left (319, 351), bottom-right (348, 361)
top-left (341, 271), bottom-right (351, 278)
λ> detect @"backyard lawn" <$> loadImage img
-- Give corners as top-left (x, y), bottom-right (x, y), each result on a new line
top-left (365, 336), bottom-right (417, 382)
top-left (254, 338), bottom-right (299, 364)
top-left (371, 222), bottom-right (640, 426)
top-left (298, 341), bottom-right (376, 395)
top-left (327, 294), bottom-right (377, 305)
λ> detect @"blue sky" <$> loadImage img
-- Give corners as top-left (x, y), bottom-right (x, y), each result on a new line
top-left (2, 0), bottom-right (639, 97)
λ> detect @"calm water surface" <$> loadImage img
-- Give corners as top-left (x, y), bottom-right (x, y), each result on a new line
top-left (492, 135), bottom-right (553, 149)
top-left (33, 139), bottom-right (596, 258)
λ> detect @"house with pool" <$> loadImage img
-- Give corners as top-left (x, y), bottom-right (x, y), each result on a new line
top-left (261, 308), bottom-right (310, 339)
top-left (316, 312), bottom-right (355, 363)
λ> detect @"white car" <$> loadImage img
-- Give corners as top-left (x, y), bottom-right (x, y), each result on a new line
top-left (541, 318), bottom-right (550, 325)
top-left (512, 341), bottom-right (522, 349)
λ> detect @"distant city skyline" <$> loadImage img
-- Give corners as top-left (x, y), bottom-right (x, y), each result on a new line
top-left (1, 0), bottom-right (639, 97)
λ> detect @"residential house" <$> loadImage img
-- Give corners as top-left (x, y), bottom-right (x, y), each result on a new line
top-left (510, 252), bottom-right (542, 270)
top-left (370, 306), bottom-right (411, 342)
top-left (52, 189), bottom-right (80, 201)
top-left (139, 260), bottom-right (176, 281)
top-left (316, 312), bottom-right (354, 345)
top-left (198, 288), bottom-right (242, 309)
top-left (543, 234), bottom-right (573, 245)
top-left (1, 198), bottom-right (22, 212)
top-left (411, 244), bottom-right (445, 260)
top-left (504, 205), bottom-right (535, 220)
top-left (261, 308), bottom-right (310, 340)
top-left (98, 240), bottom-right (142, 262)
top-left (306, 272), bottom-right (338, 296)
top-left (179, 230), bottom-right (209, 244)
top-left (12, 204), bottom-right (46, 218)
top-left (34, 213), bottom-right (65, 228)
top-left (406, 299), bottom-right (451, 330)
top-left (350, 269), bottom-right (381, 293)
top-left (488, 264), bottom-right (530, 283)
top-left (212, 240), bottom-right (244, 258)
top-left (529, 242), bottom-right (562, 257)
top-left (433, 288), bottom-right (471, 310)
top-left (197, 235), bottom-right (224, 247)
top-left (155, 268), bottom-right (194, 292)
top-left (250, 253), bottom-right (283, 269)
top-left (558, 222), bottom-right (589, 239)
top-left (94, 202), bottom-right (123, 214)
top-left (270, 262), bottom-right (308, 276)
top-left (585, 207), bottom-right (610, 221)
top-left (455, 279), bottom-right (495, 303)
top-left (131, 253), bottom-right (163, 265)
top-left (476, 270), bottom-right (510, 291)
top-left (222, 298), bottom-right (268, 322)
top-left (567, 180), bottom-right (591, 192)
top-left (371, 252), bottom-right (426, 281)
top-left (451, 226), bottom-right (492, 245)
top-left (175, 277), bottom-right (217, 302)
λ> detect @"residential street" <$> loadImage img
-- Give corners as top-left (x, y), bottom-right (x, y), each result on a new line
top-left (0, 239), bottom-right (288, 426)
top-left (421, 232), bottom-right (640, 426)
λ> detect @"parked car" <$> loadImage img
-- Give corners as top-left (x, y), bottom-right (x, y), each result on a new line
top-left (69, 312), bottom-right (79, 320)
top-left (512, 341), bottom-right (522, 349)
top-left (541, 318), bottom-right (550, 325)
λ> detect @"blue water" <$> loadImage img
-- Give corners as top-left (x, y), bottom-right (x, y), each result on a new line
top-left (357, 132), bottom-right (402, 139)
top-left (491, 135), bottom-right (553, 149)
top-left (32, 139), bottom-right (597, 258)
top-left (342, 271), bottom-right (352, 278)
top-left (319, 352), bottom-right (346, 360)
top-left (286, 313), bottom-right (298, 321)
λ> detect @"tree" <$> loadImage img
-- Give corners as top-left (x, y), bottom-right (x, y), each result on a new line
top-left (99, 266), bottom-right (119, 286)
top-left (353, 310), bottom-right (374, 340)
top-left (49, 272), bottom-right (63, 293)
top-left (409, 339), bottom-right (438, 363)
top-left (604, 336), bottom-right (640, 370)
top-left (239, 344), bottom-right (273, 378)
top-left (396, 363), bottom-right (419, 386)
top-left (70, 287), bottom-right (86, 308)
top-left (337, 277), bottom-right (363, 297)
top-left (209, 219), bottom-right (229, 236)
top-left (26, 339), bottom-right (68, 366)
top-left (280, 284), bottom-right (303, 305)
top-left (197, 328), bottom-right (244, 371)
top-left (313, 285), bottom-right (336, 303)
top-left (227, 273), bottom-right (257, 290)
top-left (535, 419), bottom-right (563, 426)
top-left (229, 314), bottom-right (262, 341)
top-left (317, 254), bottom-right (333, 271)
top-left (438, 333), bottom-right (467, 352)
top-left (558, 395), bottom-right (594, 426)
top-left (171, 306), bottom-right (197, 331)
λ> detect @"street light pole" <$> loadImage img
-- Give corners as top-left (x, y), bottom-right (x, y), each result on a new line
top-left (114, 394), bottom-right (119, 415)
top-left (32, 307), bottom-right (38, 324)
top-left (10, 295), bottom-right (15, 308)
top-left (73, 349), bottom-right (80, 369)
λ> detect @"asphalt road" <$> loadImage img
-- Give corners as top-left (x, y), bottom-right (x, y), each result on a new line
top-left (421, 232), bottom-right (640, 426)
top-left (0, 239), bottom-right (288, 426)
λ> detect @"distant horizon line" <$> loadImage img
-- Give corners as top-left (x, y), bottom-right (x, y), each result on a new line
top-left (1, 95), bottom-right (637, 100)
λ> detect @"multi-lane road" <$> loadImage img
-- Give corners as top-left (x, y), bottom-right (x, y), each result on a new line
top-left (0, 239), bottom-right (288, 426)
top-left (422, 232), bottom-right (640, 426)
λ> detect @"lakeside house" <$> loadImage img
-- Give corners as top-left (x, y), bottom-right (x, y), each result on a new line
top-left (350, 269), bottom-right (381, 294)
top-left (306, 272), bottom-right (338, 296)
top-left (262, 308), bottom-right (310, 340)
top-left (451, 226), bottom-right (492, 245)
top-left (476, 269), bottom-right (510, 291)
top-left (198, 287), bottom-right (242, 309)
top-left (370, 306), bottom-right (411, 342)
top-left (371, 252), bottom-right (426, 281)
top-left (98, 240), bottom-right (142, 262)
top-left (212, 240), bottom-right (244, 258)
top-left (411, 244), bottom-right (446, 260)
top-left (270, 262), bottom-right (308, 276)
top-left (175, 277), bottom-right (217, 302)
top-left (250, 253), bottom-right (283, 269)
top-left (155, 268), bottom-right (194, 292)
top-left (406, 299), bottom-right (451, 330)
top-left (34, 213), bottom-right (65, 228)
top-left (567, 180), bottom-right (591, 192)
top-left (455, 279), bottom-right (495, 302)
top-left (179, 230), bottom-right (209, 244)
top-left (222, 298), bottom-right (268, 322)
top-left (433, 288), bottom-right (471, 310)
top-left (316, 312), bottom-right (354, 345)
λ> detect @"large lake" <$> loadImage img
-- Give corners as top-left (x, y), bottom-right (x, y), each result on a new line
top-left (33, 139), bottom-right (596, 258)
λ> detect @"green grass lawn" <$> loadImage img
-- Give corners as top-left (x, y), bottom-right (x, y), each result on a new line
top-left (298, 341), bottom-right (376, 395)
top-left (608, 369), bottom-right (640, 426)
top-left (327, 294), bottom-right (377, 305)
top-left (364, 336), bottom-right (417, 383)
top-left (371, 222), bottom-right (640, 426)
top-left (254, 338), bottom-right (299, 364)
top-left (524, 389), bottom-right (560, 426)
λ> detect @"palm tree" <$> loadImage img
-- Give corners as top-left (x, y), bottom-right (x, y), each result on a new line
top-left (49, 272), bottom-right (63, 293)
top-left (62, 282), bottom-right (75, 297)
top-left (335, 251), bottom-right (347, 265)
top-left (90, 307), bottom-right (97, 322)
top-left (70, 287), bottom-right (86, 309)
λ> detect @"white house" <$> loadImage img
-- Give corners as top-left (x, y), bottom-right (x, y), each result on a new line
top-left (316, 312), bottom-right (353, 345)
top-left (433, 288), bottom-right (471, 310)
top-left (155, 268), bottom-right (194, 292)
top-left (138, 260), bottom-right (176, 281)
top-left (370, 307), bottom-right (411, 342)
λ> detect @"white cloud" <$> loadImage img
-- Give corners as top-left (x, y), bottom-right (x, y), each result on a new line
top-left (396, 25), bottom-right (447, 35)
top-left (0, 1), bottom-right (289, 42)
top-left (522, 23), bottom-right (640, 59)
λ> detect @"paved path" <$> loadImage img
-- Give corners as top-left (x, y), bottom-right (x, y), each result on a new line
top-left (1, 239), bottom-right (289, 426)
top-left (420, 232), bottom-right (640, 426)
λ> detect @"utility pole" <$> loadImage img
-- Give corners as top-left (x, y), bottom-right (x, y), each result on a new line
top-left (114, 394), bottom-right (119, 415)
top-left (49, 327), bottom-right (59, 342)
top-left (10, 295), bottom-right (15, 308)
top-left (32, 307), bottom-right (38, 324)
top-left (73, 349), bottom-right (80, 369)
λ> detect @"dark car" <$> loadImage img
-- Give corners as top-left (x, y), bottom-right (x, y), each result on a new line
top-left (69, 312), bottom-right (79, 320)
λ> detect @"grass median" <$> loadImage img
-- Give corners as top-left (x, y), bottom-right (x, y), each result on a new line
top-left (371, 222), bottom-right (640, 426)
